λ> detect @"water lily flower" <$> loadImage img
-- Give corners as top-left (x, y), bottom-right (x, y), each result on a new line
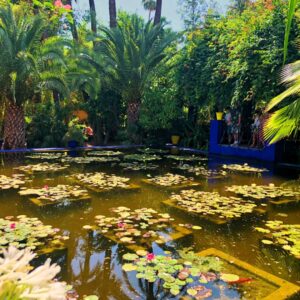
top-left (117, 222), bottom-right (125, 228)
top-left (146, 253), bottom-right (155, 261)
top-left (63, 4), bottom-right (72, 10)
top-left (44, 185), bottom-right (49, 190)
top-left (10, 223), bottom-right (16, 229)
top-left (54, 0), bottom-right (63, 8)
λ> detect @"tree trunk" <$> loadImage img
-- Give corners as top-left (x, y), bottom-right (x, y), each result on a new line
top-left (89, 0), bottom-right (97, 33)
top-left (127, 101), bottom-right (141, 126)
top-left (3, 103), bottom-right (26, 149)
top-left (154, 0), bottom-right (162, 25)
top-left (109, 0), bottom-right (117, 28)
top-left (66, 0), bottom-right (79, 41)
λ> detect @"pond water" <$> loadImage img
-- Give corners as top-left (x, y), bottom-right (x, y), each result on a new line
top-left (0, 149), bottom-right (299, 299)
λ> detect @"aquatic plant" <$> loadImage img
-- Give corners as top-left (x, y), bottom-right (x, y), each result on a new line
top-left (255, 220), bottom-right (300, 259)
top-left (119, 162), bottom-right (159, 171)
top-left (0, 215), bottom-right (67, 254)
top-left (124, 154), bottom-right (162, 162)
top-left (88, 150), bottom-right (123, 156)
top-left (74, 172), bottom-right (133, 191)
top-left (138, 148), bottom-right (169, 154)
top-left (26, 153), bottom-right (65, 160)
top-left (166, 155), bottom-right (208, 162)
top-left (122, 248), bottom-right (241, 297)
top-left (0, 174), bottom-right (26, 191)
top-left (175, 164), bottom-right (227, 178)
top-left (222, 163), bottom-right (268, 174)
top-left (84, 207), bottom-right (175, 245)
top-left (19, 185), bottom-right (90, 205)
top-left (170, 190), bottom-right (257, 220)
top-left (226, 183), bottom-right (300, 200)
top-left (61, 156), bottom-right (120, 164)
top-left (15, 162), bottom-right (69, 174)
top-left (145, 173), bottom-right (196, 187)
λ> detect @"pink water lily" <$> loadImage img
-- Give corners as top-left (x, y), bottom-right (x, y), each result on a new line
top-left (10, 223), bottom-right (16, 229)
top-left (54, 0), bottom-right (63, 8)
top-left (63, 4), bottom-right (72, 10)
top-left (146, 253), bottom-right (155, 261)
top-left (117, 222), bottom-right (125, 228)
top-left (44, 185), bottom-right (49, 190)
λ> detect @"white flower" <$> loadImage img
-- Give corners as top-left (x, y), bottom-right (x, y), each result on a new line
top-left (0, 246), bottom-right (67, 300)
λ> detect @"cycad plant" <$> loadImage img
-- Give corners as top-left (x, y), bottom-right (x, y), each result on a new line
top-left (0, 4), bottom-right (68, 149)
top-left (97, 15), bottom-right (176, 141)
top-left (264, 61), bottom-right (300, 143)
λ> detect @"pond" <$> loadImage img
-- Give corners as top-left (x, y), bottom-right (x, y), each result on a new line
top-left (0, 149), bottom-right (299, 299)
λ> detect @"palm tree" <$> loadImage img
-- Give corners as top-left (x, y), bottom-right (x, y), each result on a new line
top-left (284, 0), bottom-right (297, 62)
top-left (0, 4), bottom-right (68, 149)
top-left (89, 0), bottom-right (97, 33)
top-left (154, 0), bottom-right (162, 25)
top-left (264, 61), bottom-right (300, 143)
top-left (66, 0), bottom-right (79, 41)
top-left (109, 0), bottom-right (117, 28)
top-left (97, 15), bottom-right (176, 141)
top-left (142, 0), bottom-right (156, 20)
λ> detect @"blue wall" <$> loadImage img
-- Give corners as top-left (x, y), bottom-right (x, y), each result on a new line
top-left (209, 120), bottom-right (283, 162)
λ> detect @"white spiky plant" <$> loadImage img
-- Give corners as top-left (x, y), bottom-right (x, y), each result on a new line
top-left (0, 246), bottom-right (67, 300)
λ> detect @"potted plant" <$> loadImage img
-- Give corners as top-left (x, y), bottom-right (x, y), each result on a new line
top-left (170, 119), bottom-right (184, 145)
top-left (63, 118), bottom-right (86, 148)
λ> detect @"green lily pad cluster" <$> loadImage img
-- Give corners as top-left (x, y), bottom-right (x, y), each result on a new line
top-left (15, 162), bottom-right (69, 174)
top-left (222, 163), bottom-right (267, 173)
top-left (0, 174), bottom-right (26, 191)
top-left (171, 189), bottom-right (257, 220)
top-left (74, 172), bottom-right (131, 191)
top-left (122, 248), bottom-right (240, 298)
top-left (26, 153), bottom-right (65, 160)
top-left (226, 183), bottom-right (300, 200)
top-left (88, 150), bottom-right (123, 156)
top-left (166, 155), bottom-right (208, 162)
top-left (124, 154), bottom-right (162, 162)
top-left (0, 215), bottom-right (67, 254)
top-left (176, 164), bottom-right (227, 178)
top-left (119, 162), bottom-right (159, 171)
top-left (138, 148), bottom-right (169, 154)
top-left (61, 156), bottom-right (120, 164)
top-left (19, 184), bottom-right (89, 204)
top-left (146, 173), bottom-right (195, 187)
top-left (87, 207), bottom-right (175, 245)
top-left (255, 221), bottom-right (300, 258)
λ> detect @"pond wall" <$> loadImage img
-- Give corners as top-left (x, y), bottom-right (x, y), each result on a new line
top-left (209, 120), bottom-right (283, 162)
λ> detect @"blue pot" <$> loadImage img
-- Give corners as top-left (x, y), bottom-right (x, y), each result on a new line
top-left (68, 140), bottom-right (79, 148)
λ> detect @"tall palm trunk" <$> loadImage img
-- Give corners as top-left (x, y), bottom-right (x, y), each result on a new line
top-left (154, 0), bottom-right (162, 25)
top-left (109, 0), bottom-right (117, 28)
top-left (127, 100), bottom-right (141, 127)
top-left (66, 0), bottom-right (79, 41)
top-left (3, 102), bottom-right (26, 149)
top-left (89, 0), bottom-right (97, 33)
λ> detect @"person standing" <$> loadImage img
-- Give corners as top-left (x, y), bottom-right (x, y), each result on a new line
top-left (231, 106), bottom-right (242, 146)
top-left (224, 106), bottom-right (233, 144)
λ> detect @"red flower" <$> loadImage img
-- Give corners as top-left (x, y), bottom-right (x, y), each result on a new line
top-left (54, 0), bottom-right (63, 8)
top-left (10, 223), bottom-right (16, 229)
top-left (63, 4), bottom-right (72, 10)
top-left (146, 253), bottom-right (155, 261)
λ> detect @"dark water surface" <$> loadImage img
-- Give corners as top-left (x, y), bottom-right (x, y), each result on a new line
top-left (0, 150), bottom-right (299, 299)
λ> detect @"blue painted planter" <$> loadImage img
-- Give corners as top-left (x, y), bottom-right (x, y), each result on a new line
top-left (209, 120), bottom-right (283, 162)
top-left (67, 140), bottom-right (79, 148)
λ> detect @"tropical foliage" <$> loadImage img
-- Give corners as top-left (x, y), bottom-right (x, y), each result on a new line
top-left (0, 0), bottom-right (299, 150)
